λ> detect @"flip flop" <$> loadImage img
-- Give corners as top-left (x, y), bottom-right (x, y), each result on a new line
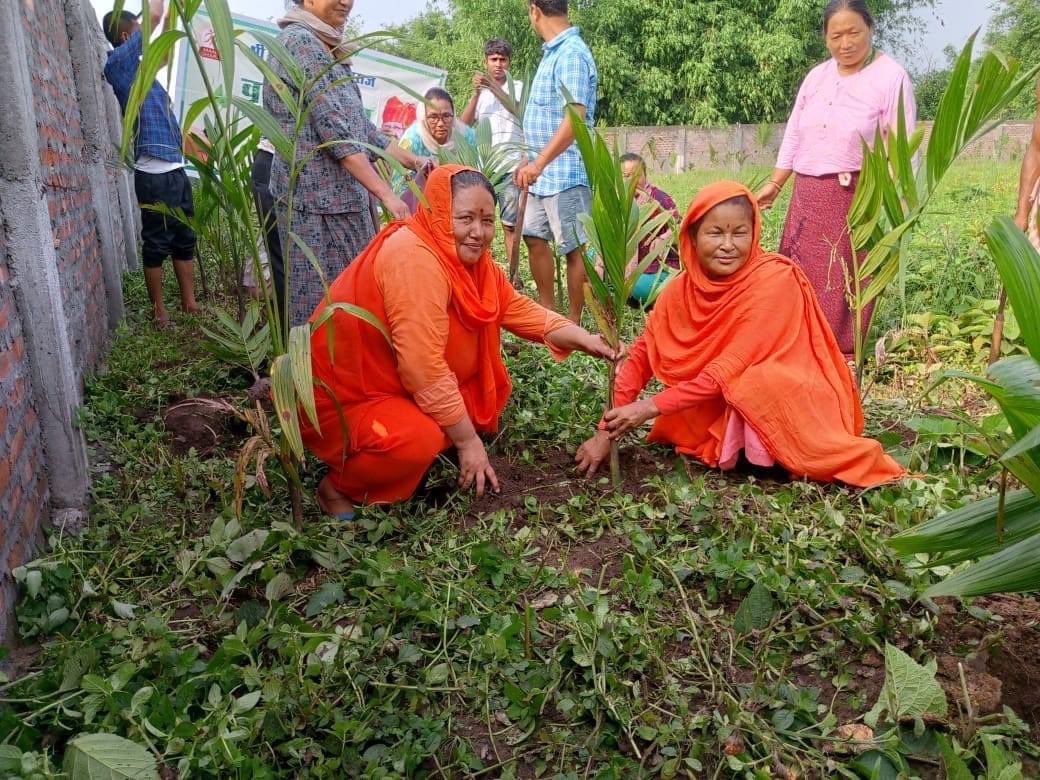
top-left (316, 491), bottom-right (356, 523)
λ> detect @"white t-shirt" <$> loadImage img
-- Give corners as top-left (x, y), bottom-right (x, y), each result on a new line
top-left (476, 81), bottom-right (524, 165)
top-left (135, 154), bottom-right (185, 174)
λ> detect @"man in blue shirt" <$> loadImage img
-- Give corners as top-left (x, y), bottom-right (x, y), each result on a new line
top-left (515, 0), bottom-right (597, 323)
top-left (103, 0), bottom-right (199, 327)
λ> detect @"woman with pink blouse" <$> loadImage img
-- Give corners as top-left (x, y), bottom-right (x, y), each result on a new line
top-left (756, 0), bottom-right (916, 358)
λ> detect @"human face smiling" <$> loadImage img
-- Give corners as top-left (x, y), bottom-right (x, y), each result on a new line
top-left (452, 186), bottom-right (497, 266)
top-left (693, 200), bottom-right (755, 280)
top-left (302, 0), bottom-right (354, 29)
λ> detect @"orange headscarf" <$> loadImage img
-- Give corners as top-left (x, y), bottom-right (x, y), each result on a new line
top-left (643, 181), bottom-right (905, 487)
top-left (309, 164), bottom-right (512, 430)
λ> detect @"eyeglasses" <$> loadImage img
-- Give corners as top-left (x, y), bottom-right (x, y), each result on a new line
top-left (426, 113), bottom-right (455, 125)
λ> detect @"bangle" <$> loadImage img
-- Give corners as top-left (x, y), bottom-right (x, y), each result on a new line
top-left (766, 180), bottom-right (783, 191)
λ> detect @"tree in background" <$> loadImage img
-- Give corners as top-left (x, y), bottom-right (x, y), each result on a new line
top-left (917, 1), bottom-right (1039, 121)
top-left (383, 0), bottom-right (935, 127)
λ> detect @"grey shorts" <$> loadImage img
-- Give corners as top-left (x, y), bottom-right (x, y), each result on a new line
top-left (499, 182), bottom-right (520, 228)
top-left (522, 185), bottom-right (591, 255)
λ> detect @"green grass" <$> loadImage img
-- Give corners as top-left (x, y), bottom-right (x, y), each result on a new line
top-left (1, 161), bottom-right (1036, 778)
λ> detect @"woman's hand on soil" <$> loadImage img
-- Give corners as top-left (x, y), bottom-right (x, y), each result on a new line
top-left (457, 437), bottom-right (500, 496)
top-left (603, 399), bottom-right (658, 439)
top-left (575, 431), bottom-right (611, 477)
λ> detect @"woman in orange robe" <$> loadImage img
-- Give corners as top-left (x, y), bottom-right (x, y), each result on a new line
top-left (304, 165), bottom-right (618, 519)
top-left (576, 181), bottom-right (905, 488)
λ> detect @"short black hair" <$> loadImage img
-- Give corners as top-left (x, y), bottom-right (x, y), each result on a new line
top-left (102, 9), bottom-right (139, 46)
top-left (484, 39), bottom-right (513, 59)
top-left (451, 170), bottom-right (498, 206)
top-left (689, 195), bottom-right (755, 237)
top-left (620, 153), bottom-right (645, 166)
top-left (823, 0), bottom-right (875, 33)
top-left (424, 87), bottom-right (456, 113)
top-left (529, 0), bottom-right (568, 18)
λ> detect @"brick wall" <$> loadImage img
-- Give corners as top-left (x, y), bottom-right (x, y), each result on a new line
top-left (610, 121), bottom-right (1037, 173)
top-left (0, 232), bottom-right (49, 622)
top-left (23, 0), bottom-right (109, 376)
top-left (0, 0), bottom-right (133, 637)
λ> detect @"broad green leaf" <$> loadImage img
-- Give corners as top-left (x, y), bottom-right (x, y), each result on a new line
top-left (864, 644), bottom-right (947, 728)
top-left (985, 217), bottom-right (1040, 362)
top-left (924, 531), bottom-right (1040, 597)
top-left (305, 582), bottom-right (345, 618)
top-left (63, 733), bottom-right (160, 780)
top-left (265, 572), bottom-right (293, 602)
top-left (733, 583), bottom-right (775, 634)
top-left (60, 647), bottom-right (99, 692)
top-left (936, 735), bottom-right (972, 780)
top-left (226, 529), bottom-right (269, 563)
top-left (288, 326), bottom-right (318, 431)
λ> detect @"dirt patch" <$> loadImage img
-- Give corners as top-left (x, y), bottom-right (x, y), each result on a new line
top-left (450, 712), bottom-right (534, 778)
top-left (0, 640), bottom-right (43, 682)
top-left (465, 446), bottom-right (675, 521)
top-left (931, 594), bottom-right (1040, 735)
top-left (161, 397), bottom-right (239, 457)
top-left (557, 532), bottom-right (631, 585)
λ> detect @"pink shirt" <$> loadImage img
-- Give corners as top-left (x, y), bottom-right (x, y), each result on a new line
top-left (777, 53), bottom-right (916, 176)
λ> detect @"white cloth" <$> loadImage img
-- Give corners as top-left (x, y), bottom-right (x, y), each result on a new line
top-left (135, 154), bottom-right (184, 174)
top-left (258, 137), bottom-right (276, 155)
top-left (476, 80), bottom-right (524, 166)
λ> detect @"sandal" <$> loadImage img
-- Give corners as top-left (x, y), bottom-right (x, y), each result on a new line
top-left (316, 481), bottom-right (356, 522)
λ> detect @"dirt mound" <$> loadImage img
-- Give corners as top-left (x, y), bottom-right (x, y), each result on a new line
top-left (161, 397), bottom-right (238, 456)
top-left (933, 594), bottom-right (1040, 734)
top-left (466, 446), bottom-right (676, 520)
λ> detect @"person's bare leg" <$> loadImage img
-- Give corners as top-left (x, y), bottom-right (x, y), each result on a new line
top-left (143, 266), bottom-right (170, 326)
top-left (172, 258), bottom-right (201, 314)
top-left (526, 236), bottom-right (556, 310)
top-left (565, 247), bottom-right (587, 323)
top-left (317, 475), bottom-right (355, 517)
top-left (503, 225), bottom-right (517, 269)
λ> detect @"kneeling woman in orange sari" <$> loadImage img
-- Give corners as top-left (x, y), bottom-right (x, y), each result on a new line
top-left (576, 181), bottom-right (905, 488)
top-left (304, 165), bottom-right (618, 519)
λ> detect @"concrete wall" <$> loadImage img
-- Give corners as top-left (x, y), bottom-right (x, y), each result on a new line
top-left (0, 0), bottom-right (135, 632)
top-left (609, 121), bottom-right (1037, 173)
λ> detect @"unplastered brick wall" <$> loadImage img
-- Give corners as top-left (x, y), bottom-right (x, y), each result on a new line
top-left (0, 0), bottom-right (135, 637)
top-left (24, 0), bottom-right (109, 374)
top-left (0, 239), bottom-right (49, 623)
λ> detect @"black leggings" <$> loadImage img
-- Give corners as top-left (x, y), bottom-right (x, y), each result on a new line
top-left (251, 149), bottom-right (286, 319)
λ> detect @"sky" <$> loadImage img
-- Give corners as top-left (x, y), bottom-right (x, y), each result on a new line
top-left (88, 0), bottom-right (993, 69)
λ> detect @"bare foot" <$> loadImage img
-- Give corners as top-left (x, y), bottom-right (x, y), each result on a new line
top-left (154, 311), bottom-right (172, 329)
top-left (182, 302), bottom-right (203, 315)
top-left (316, 477), bottom-right (355, 520)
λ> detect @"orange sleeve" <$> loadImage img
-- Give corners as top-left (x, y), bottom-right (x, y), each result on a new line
top-left (500, 287), bottom-right (573, 361)
top-left (597, 335), bottom-right (655, 430)
top-left (379, 249), bottom-right (467, 427)
top-left (652, 373), bottom-right (721, 415)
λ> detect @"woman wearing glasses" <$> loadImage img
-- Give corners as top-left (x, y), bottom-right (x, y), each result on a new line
top-left (394, 88), bottom-right (476, 198)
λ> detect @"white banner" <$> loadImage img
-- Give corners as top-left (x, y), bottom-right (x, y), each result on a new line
top-left (172, 10), bottom-right (446, 148)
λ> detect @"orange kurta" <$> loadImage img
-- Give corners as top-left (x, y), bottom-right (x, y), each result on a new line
top-left (302, 165), bottom-right (571, 504)
top-left (633, 181), bottom-right (905, 488)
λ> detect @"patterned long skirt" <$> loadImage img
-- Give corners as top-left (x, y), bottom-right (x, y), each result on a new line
top-left (277, 206), bottom-right (377, 327)
top-left (779, 173), bottom-right (870, 357)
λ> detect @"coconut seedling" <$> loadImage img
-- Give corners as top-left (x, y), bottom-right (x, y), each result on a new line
top-left (567, 104), bottom-right (674, 488)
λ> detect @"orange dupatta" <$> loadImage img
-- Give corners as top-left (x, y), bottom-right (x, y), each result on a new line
top-left (309, 164), bottom-right (512, 430)
top-left (643, 181), bottom-right (905, 487)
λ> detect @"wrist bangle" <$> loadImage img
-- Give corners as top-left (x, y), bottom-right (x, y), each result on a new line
top-left (768, 180), bottom-right (783, 190)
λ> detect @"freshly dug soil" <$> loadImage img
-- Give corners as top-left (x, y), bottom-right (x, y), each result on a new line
top-left (161, 397), bottom-right (239, 456)
top-left (932, 593), bottom-right (1040, 736)
top-left (466, 446), bottom-right (677, 519)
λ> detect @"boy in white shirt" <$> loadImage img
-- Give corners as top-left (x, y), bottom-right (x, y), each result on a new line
top-left (461, 39), bottom-right (524, 263)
